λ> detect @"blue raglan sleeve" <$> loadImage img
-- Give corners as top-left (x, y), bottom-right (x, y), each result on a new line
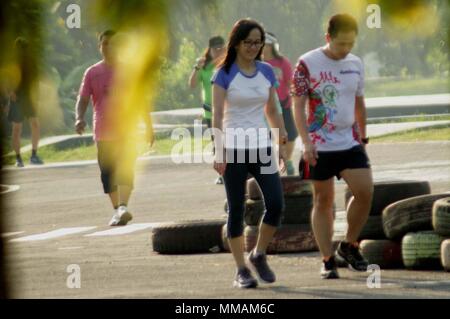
top-left (211, 67), bottom-right (229, 90)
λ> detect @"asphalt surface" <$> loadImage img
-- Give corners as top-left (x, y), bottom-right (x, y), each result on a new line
top-left (1, 141), bottom-right (450, 298)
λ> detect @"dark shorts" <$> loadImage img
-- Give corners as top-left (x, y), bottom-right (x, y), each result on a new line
top-left (7, 99), bottom-right (36, 123)
top-left (310, 145), bottom-right (371, 181)
top-left (97, 141), bottom-right (137, 194)
top-left (280, 99), bottom-right (298, 142)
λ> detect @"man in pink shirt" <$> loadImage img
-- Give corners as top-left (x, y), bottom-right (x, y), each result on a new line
top-left (75, 30), bottom-right (154, 226)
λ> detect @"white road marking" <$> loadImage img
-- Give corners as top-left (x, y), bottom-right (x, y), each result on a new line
top-left (10, 227), bottom-right (97, 242)
top-left (58, 246), bottom-right (84, 250)
top-left (85, 223), bottom-right (162, 237)
top-left (1, 231), bottom-right (25, 238)
top-left (0, 184), bottom-right (20, 194)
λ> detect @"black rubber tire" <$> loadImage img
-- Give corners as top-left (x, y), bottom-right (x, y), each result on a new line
top-left (383, 193), bottom-right (450, 240)
top-left (360, 239), bottom-right (403, 269)
top-left (432, 197), bottom-right (450, 237)
top-left (244, 195), bottom-right (313, 226)
top-left (441, 239), bottom-right (450, 271)
top-left (152, 219), bottom-right (226, 254)
top-left (244, 199), bottom-right (266, 226)
top-left (402, 231), bottom-right (444, 270)
top-left (244, 224), bottom-right (317, 254)
top-left (358, 216), bottom-right (386, 240)
top-left (221, 224), bottom-right (230, 252)
top-left (283, 195), bottom-right (313, 224)
top-left (345, 180), bottom-right (431, 216)
top-left (247, 176), bottom-right (312, 200)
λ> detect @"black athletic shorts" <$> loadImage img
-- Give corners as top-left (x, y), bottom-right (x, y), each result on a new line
top-left (7, 97), bottom-right (37, 123)
top-left (97, 141), bottom-right (137, 194)
top-left (309, 145), bottom-right (371, 181)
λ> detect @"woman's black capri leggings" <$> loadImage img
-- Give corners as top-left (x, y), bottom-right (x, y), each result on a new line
top-left (223, 148), bottom-right (284, 238)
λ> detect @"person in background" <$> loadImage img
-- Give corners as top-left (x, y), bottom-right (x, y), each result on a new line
top-left (189, 36), bottom-right (226, 184)
top-left (7, 37), bottom-right (44, 167)
top-left (263, 32), bottom-right (298, 175)
top-left (75, 30), bottom-right (154, 226)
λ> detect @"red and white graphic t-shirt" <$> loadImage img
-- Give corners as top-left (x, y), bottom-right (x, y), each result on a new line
top-left (292, 48), bottom-right (365, 151)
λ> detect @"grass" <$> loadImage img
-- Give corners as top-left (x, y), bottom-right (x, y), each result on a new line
top-left (365, 77), bottom-right (449, 98)
top-left (2, 136), bottom-right (212, 166)
top-left (4, 125), bottom-right (449, 166)
top-left (372, 124), bottom-right (450, 143)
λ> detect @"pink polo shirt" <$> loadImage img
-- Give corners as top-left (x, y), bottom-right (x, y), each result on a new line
top-left (266, 57), bottom-right (293, 108)
top-left (78, 61), bottom-right (117, 141)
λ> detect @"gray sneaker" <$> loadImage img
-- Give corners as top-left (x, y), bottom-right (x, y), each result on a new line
top-left (15, 158), bottom-right (24, 168)
top-left (248, 250), bottom-right (276, 283)
top-left (233, 267), bottom-right (258, 289)
top-left (30, 154), bottom-right (44, 165)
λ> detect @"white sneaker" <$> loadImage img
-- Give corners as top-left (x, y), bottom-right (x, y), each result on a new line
top-left (109, 205), bottom-right (133, 226)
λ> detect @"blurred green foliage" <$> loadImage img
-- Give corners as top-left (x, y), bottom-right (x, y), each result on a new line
top-left (1, 0), bottom-right (449, 131)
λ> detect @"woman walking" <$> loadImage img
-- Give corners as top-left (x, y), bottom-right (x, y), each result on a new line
top-left (212, 19), bottom-right (287, 288)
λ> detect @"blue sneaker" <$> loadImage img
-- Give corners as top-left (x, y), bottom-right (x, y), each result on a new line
top-left (233, 267), bottom-right (258, 289)
top-left (248, 250), bottom-right (276, 283)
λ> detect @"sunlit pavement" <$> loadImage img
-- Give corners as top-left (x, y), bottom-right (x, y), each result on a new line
top-left (1, 142), bottom-right (450, 298)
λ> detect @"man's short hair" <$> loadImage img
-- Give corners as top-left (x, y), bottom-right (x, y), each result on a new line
top-left (327, 14), bottom-right (358, 38)
top-left (98, 30), bottom-right (116, 42)
top-left (14, 37), bottom-right (29, 49)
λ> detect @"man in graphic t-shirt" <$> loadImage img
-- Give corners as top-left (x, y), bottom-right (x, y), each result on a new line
top-left (292, 14), bottom-right (373, 279)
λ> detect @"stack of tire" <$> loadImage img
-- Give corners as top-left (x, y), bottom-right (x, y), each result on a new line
top-left (383, 195), bottom-right (450, 271)
top-left (222, 176), bottom-right (318, 254)
top-left (151, 219), bottom-right (227, 254)
top-left (344, 180), bottom-right (431, 269)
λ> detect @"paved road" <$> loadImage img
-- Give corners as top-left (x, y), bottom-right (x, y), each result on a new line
top-left (1, 142), bottom-right (450, 298)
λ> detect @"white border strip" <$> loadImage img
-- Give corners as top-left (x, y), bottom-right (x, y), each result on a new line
top-left (0, 184), bottom-right (20, 194)
top-left (85, 223), bottom-right (162, 237)
top-left (10, 226), bottom-right (97, 242)
top-left (1, 231), bottom-right (25, 238)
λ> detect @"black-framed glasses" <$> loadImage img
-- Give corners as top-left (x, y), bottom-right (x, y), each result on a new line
top-left (242, 39), bottom-right (264, 48)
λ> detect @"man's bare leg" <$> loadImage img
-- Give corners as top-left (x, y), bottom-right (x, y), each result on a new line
top-left (340, 168), bottom-right (373, 243)
top-left (311, 178), bottom-right (335, 259)
top-left (118, 185), bottom-right (132, 206)
top-left (108, 191), bottom-right (119, 209)
top-left (12, 122), bottom-right (22, 156)
top-left (29, 117), bottom-right (40, 152)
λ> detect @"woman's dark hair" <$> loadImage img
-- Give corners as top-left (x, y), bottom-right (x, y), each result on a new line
top-left (327, 14), bottom-right (358, 38)
top-left (202, 36), bottom-right (224, 69)
top-left (266, 32), bottom-right (283, 60)
top-left (202, 47), bottom-right (212, 69)
top-left (219, 18), bottom-right (265, 73)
